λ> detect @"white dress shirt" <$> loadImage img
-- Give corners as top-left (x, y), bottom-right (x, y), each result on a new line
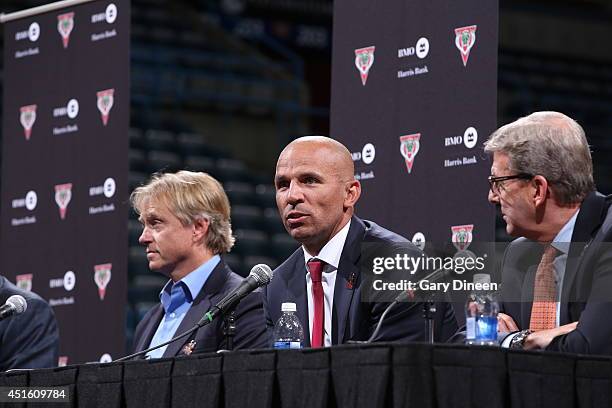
top-left (302, 221), bottom-right (351, 347)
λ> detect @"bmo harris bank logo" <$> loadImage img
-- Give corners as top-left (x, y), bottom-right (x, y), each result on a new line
top-left (352, 143), bottom-right (376, 181)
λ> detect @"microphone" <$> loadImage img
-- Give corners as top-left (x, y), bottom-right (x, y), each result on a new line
top-left (197, 264), bottom-right (273, 327)
top-left (363, 269), bottom-right (453, 344)
top-left (115, 264), bottom-right (274, 362)
top-left (0, 295), bottom-right (28, 321)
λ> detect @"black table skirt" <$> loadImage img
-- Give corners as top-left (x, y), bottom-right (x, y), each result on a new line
top-left (1, 343), bottom-right (611, 408)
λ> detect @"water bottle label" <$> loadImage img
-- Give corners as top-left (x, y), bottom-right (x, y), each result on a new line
top-left (476, 316), bottom-right (498, 342)
top-left (466, 317), bottom-right (476, 339)
top-left (273, 341), bottom-right (302, 349)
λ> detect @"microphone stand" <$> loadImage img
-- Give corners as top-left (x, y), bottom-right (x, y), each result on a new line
top-left (223, 311), bottom-right (236, 351)
top-left (422, 295), bottom-right (436, 344)
top-left (114, 324), bottom-right (204, 362)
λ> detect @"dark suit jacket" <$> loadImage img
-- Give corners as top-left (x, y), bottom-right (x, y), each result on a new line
top-left (501, 191), bottom-right (612, 354)
top-left (132, 260), bottom-right (268, 357)
top-left (263, 216), bottom-right (457, 346)
top-left (0, 276), bottom-right (59, 370)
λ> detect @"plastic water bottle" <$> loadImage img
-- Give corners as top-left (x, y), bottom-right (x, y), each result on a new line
top-left (465, 274), bottom-right (499, 345)
top-left (273, 302), bottom-right (304, 349)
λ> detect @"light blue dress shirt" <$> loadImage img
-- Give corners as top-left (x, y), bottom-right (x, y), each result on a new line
top-left (146, 255), bottom-right (220, 358)
top-left (501, 210), bottom-right (579, 347)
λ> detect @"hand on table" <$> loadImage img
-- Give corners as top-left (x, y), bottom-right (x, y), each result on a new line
top-left (497, 313), bottom-right (519, 333)
top-left (523, 322), bottom-right (578, 350)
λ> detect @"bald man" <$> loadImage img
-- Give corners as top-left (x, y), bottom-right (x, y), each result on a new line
top-left (263, 136), bottom-right (457, 347)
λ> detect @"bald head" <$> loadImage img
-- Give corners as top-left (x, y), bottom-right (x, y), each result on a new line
top-left (278, 136), bottom-right (355, 183)
top-left (274, 135), bottom-right (361, 254)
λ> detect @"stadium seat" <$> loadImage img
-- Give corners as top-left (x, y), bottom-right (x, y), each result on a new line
top-left (184, 155), bottom-right (216, 173)
top-left (255, 184), bottom-right (276, 208)
top-left (262, 207), bottom-right (286, 234)
top-left (233, 229), bottom-right (269, 257)
top-left (147, 150), bottom-right (182, 173)
top-left (145, 129), bottom-right (176, 152)
top-left (225, 181), bottom-right (256, 206)
top-left (271, 233), bottom-right (299, 259)
top-left (231, 205), bottom-right (263, 230)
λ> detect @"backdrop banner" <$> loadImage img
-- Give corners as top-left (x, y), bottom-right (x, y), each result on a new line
top-left (331, 0), bottom-right (498, 249)
top-left (1, 0), bottom-right (129, 365)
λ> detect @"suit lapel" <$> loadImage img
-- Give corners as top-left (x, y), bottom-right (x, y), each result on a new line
top-left (137, 305), bottom-right (164, 355)
top-left (333, 217), bottom-right (363, 344)
top-left (162, 261), bottom-right (228, 357)
top-left (520, 264), bottom-right (537, 328)
top-left (560, 192), bottom-right (607, 324)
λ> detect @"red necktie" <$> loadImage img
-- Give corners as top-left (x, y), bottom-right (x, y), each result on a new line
top-left (530, 244), bottom-right (558, 331)
top-left (308, 259), bottom-right (325, 348)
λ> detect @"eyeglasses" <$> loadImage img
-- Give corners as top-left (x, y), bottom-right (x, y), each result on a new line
top-left (488, 173), bottom-right (533, 195)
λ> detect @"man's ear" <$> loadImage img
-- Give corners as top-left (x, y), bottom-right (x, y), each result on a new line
top-left (192, 217), bottom-right (210, 244)
top-left (344, 180), bottom-right (361, 208)
top-left (532, 175), bottom-right (550, 208)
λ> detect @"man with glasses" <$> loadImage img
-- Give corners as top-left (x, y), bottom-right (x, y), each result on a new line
top-left (485, 111), bottom-right (612, 354)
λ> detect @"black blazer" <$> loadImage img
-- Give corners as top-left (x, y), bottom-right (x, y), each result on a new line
top-left (263, 216), bottom-right (457, 346)
top-left (0, 276), bottom-right (59, 370)
top-left (132, 260), bottom-right (268, 357)
top-left (501, 191), bottom-right (612, 354)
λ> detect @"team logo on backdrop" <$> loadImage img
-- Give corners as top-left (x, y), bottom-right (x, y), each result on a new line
top-left (58, 356), bottom-right (69, 367)
top-left (57, 12), bottom-right (75, 48)
top-left (399, 134), bottom-right (421, 173)
top-left (454, 25), bottom-right (477, 66)
top-left (94, 263), bottom-right (112, 300)
top-left (97, 89), bottom-right (115, 125)
top-left (16, 274), bottom-right (33, 292)
top-left (451, 224), bottom-right (474, 251)
top-left (354, 46), bottom-right (375, 86)
top-left (19, 105), bottom-right (37, 141)
top-left (54, 183), bottom-right (73, 220)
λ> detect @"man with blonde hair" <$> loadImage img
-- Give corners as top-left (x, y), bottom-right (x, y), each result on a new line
top-left (131, 171), bottom-right (267, 357)
top-left (486, 111), bottom-right (612, 354)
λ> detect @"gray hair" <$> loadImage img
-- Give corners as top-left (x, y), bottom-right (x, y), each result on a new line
top-left (484, 111), bottom-right (594, 205)
top-left (130, 171), bottom-right (235, 254)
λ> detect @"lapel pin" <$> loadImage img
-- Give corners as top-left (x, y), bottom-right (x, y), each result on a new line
top-left (347, 272), bottom-right (357, 289)
top-left (182, 340), bottom-right (197, 355)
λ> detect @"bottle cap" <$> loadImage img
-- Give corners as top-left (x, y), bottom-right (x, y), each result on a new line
top-left (281, 302), bottom-right (297, 312)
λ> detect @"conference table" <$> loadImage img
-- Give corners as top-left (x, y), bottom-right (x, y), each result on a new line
top-left (1, 342), bottom-right (610, 407)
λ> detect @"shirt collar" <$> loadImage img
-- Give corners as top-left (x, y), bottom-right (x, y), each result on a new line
top-left (551, 209), bottom-right (579, 255)
top-left (159, 254), bottom-right (221, 309)
top-left (302, 220), bottom-right (351, 270)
